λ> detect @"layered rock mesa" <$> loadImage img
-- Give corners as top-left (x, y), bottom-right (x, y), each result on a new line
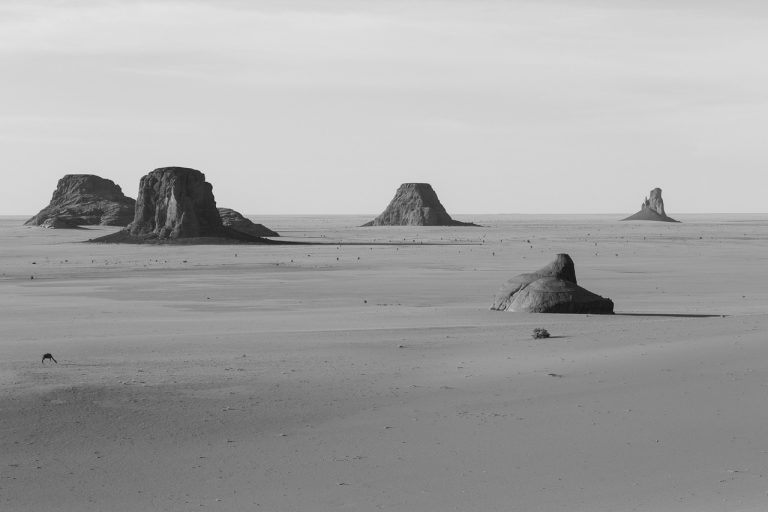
top-left (621, 188), bottom-right (680, 222)
top-left (25, 174), bottom-right (135, 227)
top-left (362, 183), bottom-right (478, 227)
top-left (218, 208), bottom-right (279, 237)
top-left (491, 254), bottom-right (614, 314)
top-left (90, 167), bottom-right (277, 243)
top-left (127, 167), bottom-right (223, 239)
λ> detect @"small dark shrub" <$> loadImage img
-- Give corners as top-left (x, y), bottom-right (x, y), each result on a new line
top-left (532, 328), bottom-right (550, 339)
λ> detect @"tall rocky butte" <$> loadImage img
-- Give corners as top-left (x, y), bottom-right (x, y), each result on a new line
top-left (362, 183), bottom-right (478, 226)
top-left (25, 174), bottom-right (135, 227)
top-left (621, 188), bottom-right (680, 222)
top-left (91, 167), bottom-right (278, 243)
top-left (127, 167), bottom-right (223, 239)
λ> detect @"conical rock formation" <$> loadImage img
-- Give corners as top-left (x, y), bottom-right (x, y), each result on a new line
top-left (25, 174), bottom-right (135, 227)
top-left (218, 208), bottom-right (279, 237)
top-left (491, 254), bottom-right (614, 314)
top-left (622, 188), bottom-right (679, 222)
top-left (362, 183), bottom-right (478, 226)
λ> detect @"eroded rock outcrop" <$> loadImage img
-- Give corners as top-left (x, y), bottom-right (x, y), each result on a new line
top-left (40, 216), bottom-right (81, 229)
top-left (622, 188), bottom-right (679, 222)
top-left (362, 183), bottom-right (478, 226)
top-left (126, 167), bottom-right (223, 239)
top-left (90, 167), bottom-right (277, 244)
top-left (25, 174), bottom-right (135, 227)
top-left (218, 208), bottom-right (279, 237)
top-left (491, 254), bottom-right (614, 314)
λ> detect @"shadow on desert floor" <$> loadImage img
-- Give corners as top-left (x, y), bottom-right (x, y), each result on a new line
top-left (614, 312), bottom-right (726, 318)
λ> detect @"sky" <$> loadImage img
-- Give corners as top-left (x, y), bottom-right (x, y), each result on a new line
top-left (1, 0), bottom-right (767, 215)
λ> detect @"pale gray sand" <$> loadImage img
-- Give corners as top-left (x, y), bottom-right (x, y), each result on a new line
top-left (2, 214), bottom-right (768, 511)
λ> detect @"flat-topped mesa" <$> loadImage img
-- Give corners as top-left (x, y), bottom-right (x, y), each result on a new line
top-left (362, 183), bottom-right (479, 227)
top-left (491, 254), bottom-right (614, 314)
top-left (127, 167), bottom-right (224, 239)
top-left (25, 174), bottom-right (135, 227)
top-left (89, 167), bottom-right (279, 244)
top-left (218, 208), bottom-right (279, 237)
top-left (621, 187), bottom-right (680, 222)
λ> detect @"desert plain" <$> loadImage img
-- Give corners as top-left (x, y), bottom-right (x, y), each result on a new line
top-left (1, 213), bottom-right (768, 512)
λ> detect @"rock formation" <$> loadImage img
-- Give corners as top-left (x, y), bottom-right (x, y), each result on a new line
top-left (124, 167), bottom-right (224, 239)
top-left (40, 216), bottom-right (81, 229)
top-left (90, 167), bottom-right (278, 244)
top-left (25, 174), bottom-right (135, 227)
top-left (218, 208), bottom-right (279, 237)
top-left (491, 254), bottom-right (614, 314)
top-left (621, 188), bottom-right (679, 222)
top-left (362, 183), bottom-right (478, 227)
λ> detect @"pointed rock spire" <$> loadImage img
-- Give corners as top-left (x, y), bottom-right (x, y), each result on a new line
top-left (622, 188), bottom-right (679, 222)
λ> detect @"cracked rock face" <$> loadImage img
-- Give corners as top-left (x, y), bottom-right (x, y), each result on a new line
top-left (362, 183), bottom-right (478, 227)
top-left (25, 174), bottom-right (135, 227)
top-left (622, 188), bottom-right (679, 222)
top-left (127, 167), bottom-right (224, 239)
top-left (40, 216), bottom-right (81, 229)
top-left (491, 254), bottom-right (614, 314)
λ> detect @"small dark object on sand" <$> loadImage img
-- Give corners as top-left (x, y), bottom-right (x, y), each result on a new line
top-left (532, 328), bottom-right (550, 339)
top-left (42, 353), bottom-right (57, 364)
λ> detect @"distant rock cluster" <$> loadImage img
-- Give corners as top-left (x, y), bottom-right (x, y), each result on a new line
top-left (28, 169), bottom-right (280, 242)
top-left (622, 188), bottom-right (679, 222)
top-left (491, 254), bottom-right (614, 314)
top-left (25, 174), bottom-right (135, 228)
top-left (25, 170), bottom-right (695, 315)
top-left (362, 183), bottom-right (478, 227)
top-left (88, 167), bottom-right (279, 243)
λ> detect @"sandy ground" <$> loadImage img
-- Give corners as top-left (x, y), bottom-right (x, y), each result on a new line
top-left (2, 213), bottom-right (768, 511)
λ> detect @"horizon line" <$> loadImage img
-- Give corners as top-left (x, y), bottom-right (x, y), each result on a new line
top-left (3, 212), bottom-right (768, 217)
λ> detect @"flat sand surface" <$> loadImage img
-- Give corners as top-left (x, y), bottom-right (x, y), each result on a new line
top-left (2, 214), bottom-right (768, 511)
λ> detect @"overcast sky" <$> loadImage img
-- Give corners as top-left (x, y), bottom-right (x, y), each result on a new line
top-left (2, 0), bottom-right (767, 215)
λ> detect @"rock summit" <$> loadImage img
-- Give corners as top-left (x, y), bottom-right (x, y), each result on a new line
top-left (362, 183), bottom-right (478, 226)
top-left (491, 254), bottom-right (614, 314)
top-left (126, 167), bottom-right (223, 239)
top-left (25, 174), bottom-right (135, 227)
top-left (622, 188), bottom-right (679, 222)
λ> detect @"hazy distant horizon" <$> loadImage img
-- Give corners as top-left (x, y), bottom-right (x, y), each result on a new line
top-left (2, 0), bottom-right (767, 215)
top-left (6, 212), bottom-right (768, 220)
